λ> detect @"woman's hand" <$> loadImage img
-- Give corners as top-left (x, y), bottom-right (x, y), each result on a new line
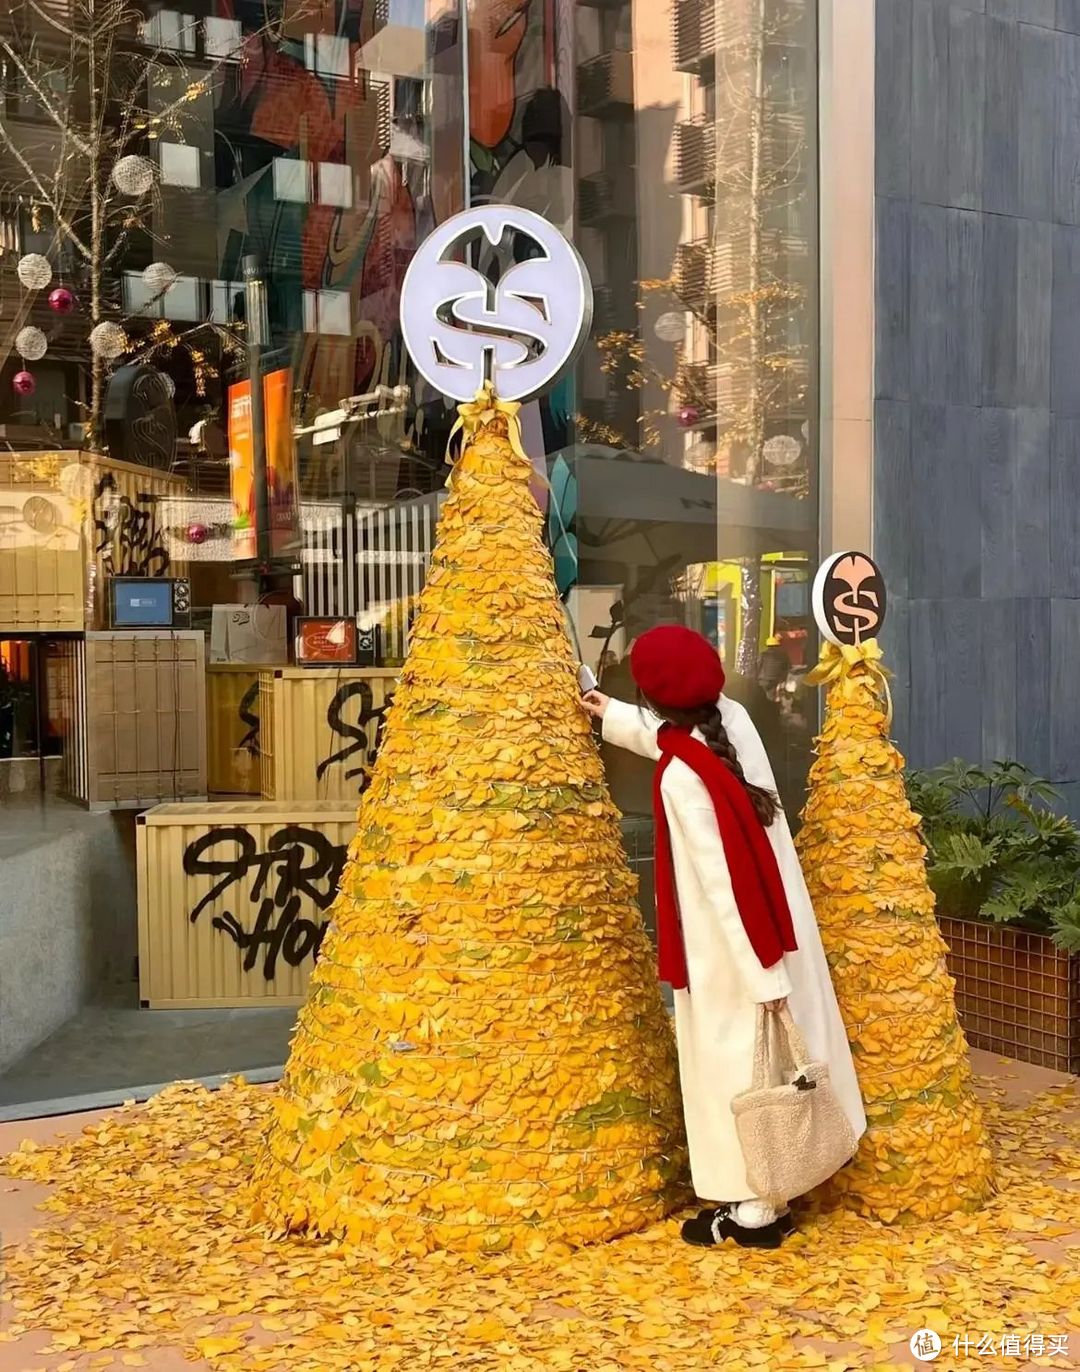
top-left (580, 690), bottom-right (611, 720)
top-left (764, 997), bottom-right (788, 1014)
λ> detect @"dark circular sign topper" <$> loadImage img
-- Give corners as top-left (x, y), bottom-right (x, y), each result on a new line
top-left (812, 551), bottom-right (887, 647)
top-left (104, 364), bottom-right (178, 469)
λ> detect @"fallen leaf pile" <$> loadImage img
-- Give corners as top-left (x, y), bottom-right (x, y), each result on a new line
top-left (1, 1072), bottom-right (1079, 1371)
top-left (253, 404), bottom-right (686, 1254)
top-left (796, 643), bottom-right (996, 1221)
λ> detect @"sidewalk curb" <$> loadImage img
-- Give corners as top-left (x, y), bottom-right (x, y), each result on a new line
top-left (0, 1065), bottom-right (284, 1123)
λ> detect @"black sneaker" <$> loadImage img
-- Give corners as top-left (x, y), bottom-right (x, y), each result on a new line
top-left (695, 1206), bottom-right (795, 1236)
top-left (682, 1206), bottom-right (787, 1249)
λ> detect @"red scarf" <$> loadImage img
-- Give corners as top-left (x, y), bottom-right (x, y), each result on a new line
top-left (652, 725), bottom-right (797, 991)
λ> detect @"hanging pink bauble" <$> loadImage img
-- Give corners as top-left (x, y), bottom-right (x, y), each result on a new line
top-left (13, 370), bottom-right (36, 396)
top-left (678, 405), bottom-right (700, 428)
top-left (186, 522), bottom-right (209, 545)
top-left (48, 286), bottom-right (76, 314)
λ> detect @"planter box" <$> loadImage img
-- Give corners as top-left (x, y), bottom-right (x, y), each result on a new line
top-left (136, 801), bottom-right (356, 1007)
top-left (939, 915), bottom-right (1080, 1074)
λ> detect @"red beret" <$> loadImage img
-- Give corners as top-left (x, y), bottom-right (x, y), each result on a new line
top-left (630, 625), bottom-right (726, 710)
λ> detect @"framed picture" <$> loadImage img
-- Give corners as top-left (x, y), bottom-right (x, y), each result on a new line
top-left (296, 616), bottom-right (358, 667)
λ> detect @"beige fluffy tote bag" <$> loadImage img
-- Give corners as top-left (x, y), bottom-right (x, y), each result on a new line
top-left (732, 1005), bottom-right (858, 1206)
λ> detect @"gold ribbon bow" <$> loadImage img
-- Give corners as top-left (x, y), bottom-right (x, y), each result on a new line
top-left (445, 381), bottom-right (531, 469)
top-left (805, 637), bottom-right (893, 728)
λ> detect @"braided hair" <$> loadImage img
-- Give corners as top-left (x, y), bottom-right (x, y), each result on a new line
top-left (640, 693), bottom-right (780, 827)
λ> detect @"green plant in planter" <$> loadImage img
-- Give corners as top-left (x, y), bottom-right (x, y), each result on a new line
top-left (905, 759), bottom-right (1080, 952)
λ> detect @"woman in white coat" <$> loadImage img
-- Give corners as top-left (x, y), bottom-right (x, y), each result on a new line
top-left (582, 625), bottom-right (865, 1249)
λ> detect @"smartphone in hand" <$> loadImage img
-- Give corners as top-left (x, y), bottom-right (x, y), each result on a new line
top-left (577, 664), bottom-right (598, 694)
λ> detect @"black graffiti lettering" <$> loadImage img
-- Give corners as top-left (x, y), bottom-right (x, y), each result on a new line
top-left (316, 681), bottom-right (393, 793)
top-left (183, 824), bottom-right (346, 980)
top-left (92, 473), bottom-right (170, 579)
top-left (237, 680), bottom-right (260, 758)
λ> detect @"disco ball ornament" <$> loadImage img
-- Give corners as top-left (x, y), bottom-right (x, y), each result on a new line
top-left (15, 326), bottom-right (48, 362)
top-left (186, 522), bottom-right (209, 545)
top-left (48, 286), bottom-right (76, 314)
top-left (678, 405), bottom-right (700, 428)
top-left (654, 311), bottom-right (687, 345)
top-left (16, 253), bottom-right (52, 290)
top-left (763, 434), bottom-right (802, 468)
top-left (143, 261), bottom-right (177, 295)
top-left (89, 321), bottom-right (128, 360)
top-left (12, 370), bottom-right (36, 397)
top-left (112, 154), bottom-right (156, 197)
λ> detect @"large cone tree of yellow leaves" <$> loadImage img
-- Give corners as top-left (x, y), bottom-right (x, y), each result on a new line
top-left (253, 402), bottom-right (687, 1256)
top-left (796, 645), bottom-right (994, 1222)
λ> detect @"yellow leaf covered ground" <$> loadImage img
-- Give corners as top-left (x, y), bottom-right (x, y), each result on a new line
top-left (1, 1069), bottom-right (1078, 1372)
top-left (252, 409), bottom-right (687, 1254)
top-left (796, 653), bottom-right (995, 1221)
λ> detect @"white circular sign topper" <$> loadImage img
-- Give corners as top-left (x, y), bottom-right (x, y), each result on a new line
top-left (399, 205), bottom-right (593, 404)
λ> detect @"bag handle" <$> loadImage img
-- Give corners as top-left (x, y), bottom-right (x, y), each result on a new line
top-left (777, 1005), bottom-right (813, 1069)
top-left (751, 1004), bottom-right (813, 1089)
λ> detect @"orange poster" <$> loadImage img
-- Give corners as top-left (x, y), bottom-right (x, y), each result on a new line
top-left (228, 379), bottom-right (255, 559)
top-left (228, 370), bottom-right (298, 559)
top-left (264, 368), bottom-right (298, 555)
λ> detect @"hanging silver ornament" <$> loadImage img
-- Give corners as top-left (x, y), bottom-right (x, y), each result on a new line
top-left (142, 260), bottom-right (177, 294)
top-left (111, 154), bottom-right (156, 197)
top-left (161, 372), bottom-right (176, 398)
top-left (763, 434), bottom-right (802, 468)
top-left (89, 321), bottom-right (128, 360)
top-left (15, 326), bottom-right (48, 361)
top-left (654, 311), bottom-right (687, 345)
top-left (16, 253), bottom-right (52, 290)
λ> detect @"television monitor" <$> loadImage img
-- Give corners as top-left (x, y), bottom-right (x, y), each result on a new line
top-left (773, 579), bottom-right (809, 621)
top-left (110, 577), bottom-right (177, 628)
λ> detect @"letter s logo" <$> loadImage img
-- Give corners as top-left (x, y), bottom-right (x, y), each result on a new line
top-left (399, 206), bottom-right (593, 404)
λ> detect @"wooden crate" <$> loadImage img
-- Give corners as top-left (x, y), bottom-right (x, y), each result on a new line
top-left (206, 665), bottom-right (261, 795)
top-left (259, 667), bottom-right (396, 803)
top-left (0, 450), bottom-right (188, 633)
top-left (136, 801), bottom-right (356, 1007)
top-left (940, 915), bottom-right (1080, 1074)
top-left (60, 631), bottom-right (207, 811)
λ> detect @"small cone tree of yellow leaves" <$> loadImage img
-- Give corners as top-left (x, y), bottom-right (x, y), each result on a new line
top-left (252, 395), bottom-right (687, 1257)
top-left (795, 642), bottom-right (994, 1223)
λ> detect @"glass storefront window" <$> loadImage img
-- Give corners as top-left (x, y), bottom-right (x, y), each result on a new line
top-left (0, 0), bottom-right (819, 1107)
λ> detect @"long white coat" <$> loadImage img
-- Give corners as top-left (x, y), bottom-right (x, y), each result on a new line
top-left (603, 696), bottom-right (867, 1203)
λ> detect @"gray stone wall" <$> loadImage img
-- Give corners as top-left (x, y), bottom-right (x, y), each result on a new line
top-left (874, 0), bottom-right (1080, 808)
top-left (0, 808), bottom-right (137, 1073)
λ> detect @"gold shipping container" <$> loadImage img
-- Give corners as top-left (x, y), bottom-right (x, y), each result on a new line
top-left (136, 801), bottom-right (357, 1007)
top-left (59, 631), bottom-right (207, 810)
top-left (206, 665), bottom-right (262, 795)
top-left (0, 450), bottom-right (188, 633)
top-left (259, 667), bottom-right (396, 803)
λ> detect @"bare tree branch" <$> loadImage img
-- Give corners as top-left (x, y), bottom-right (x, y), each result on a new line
top-left (0, 123), bottom-right (90, 257)
top-left (0, 40), bottom-right (91, 152)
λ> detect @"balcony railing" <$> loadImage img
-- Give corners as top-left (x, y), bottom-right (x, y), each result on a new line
top-left (674, 233), bottom-right (810, 310)
top-left (675, 118), bottom-right (715, 193)
top-left (673, 241), bottom-right (711, 308)
top-left (578, 170), bottom-right (634, 225)
top-left (676, 356), bottom-right (811, 424)
top-left (577, 50), bottom-right (634, 118)
top-left (673, 0), bottom-right (716, 73)
top-left (591, 286), bottom-right (615, 334)
top-left (674, 0), bottom-right (810, 72)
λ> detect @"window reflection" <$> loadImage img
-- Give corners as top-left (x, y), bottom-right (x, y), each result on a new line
top-left (0, 0), bottom-right (817, 825)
